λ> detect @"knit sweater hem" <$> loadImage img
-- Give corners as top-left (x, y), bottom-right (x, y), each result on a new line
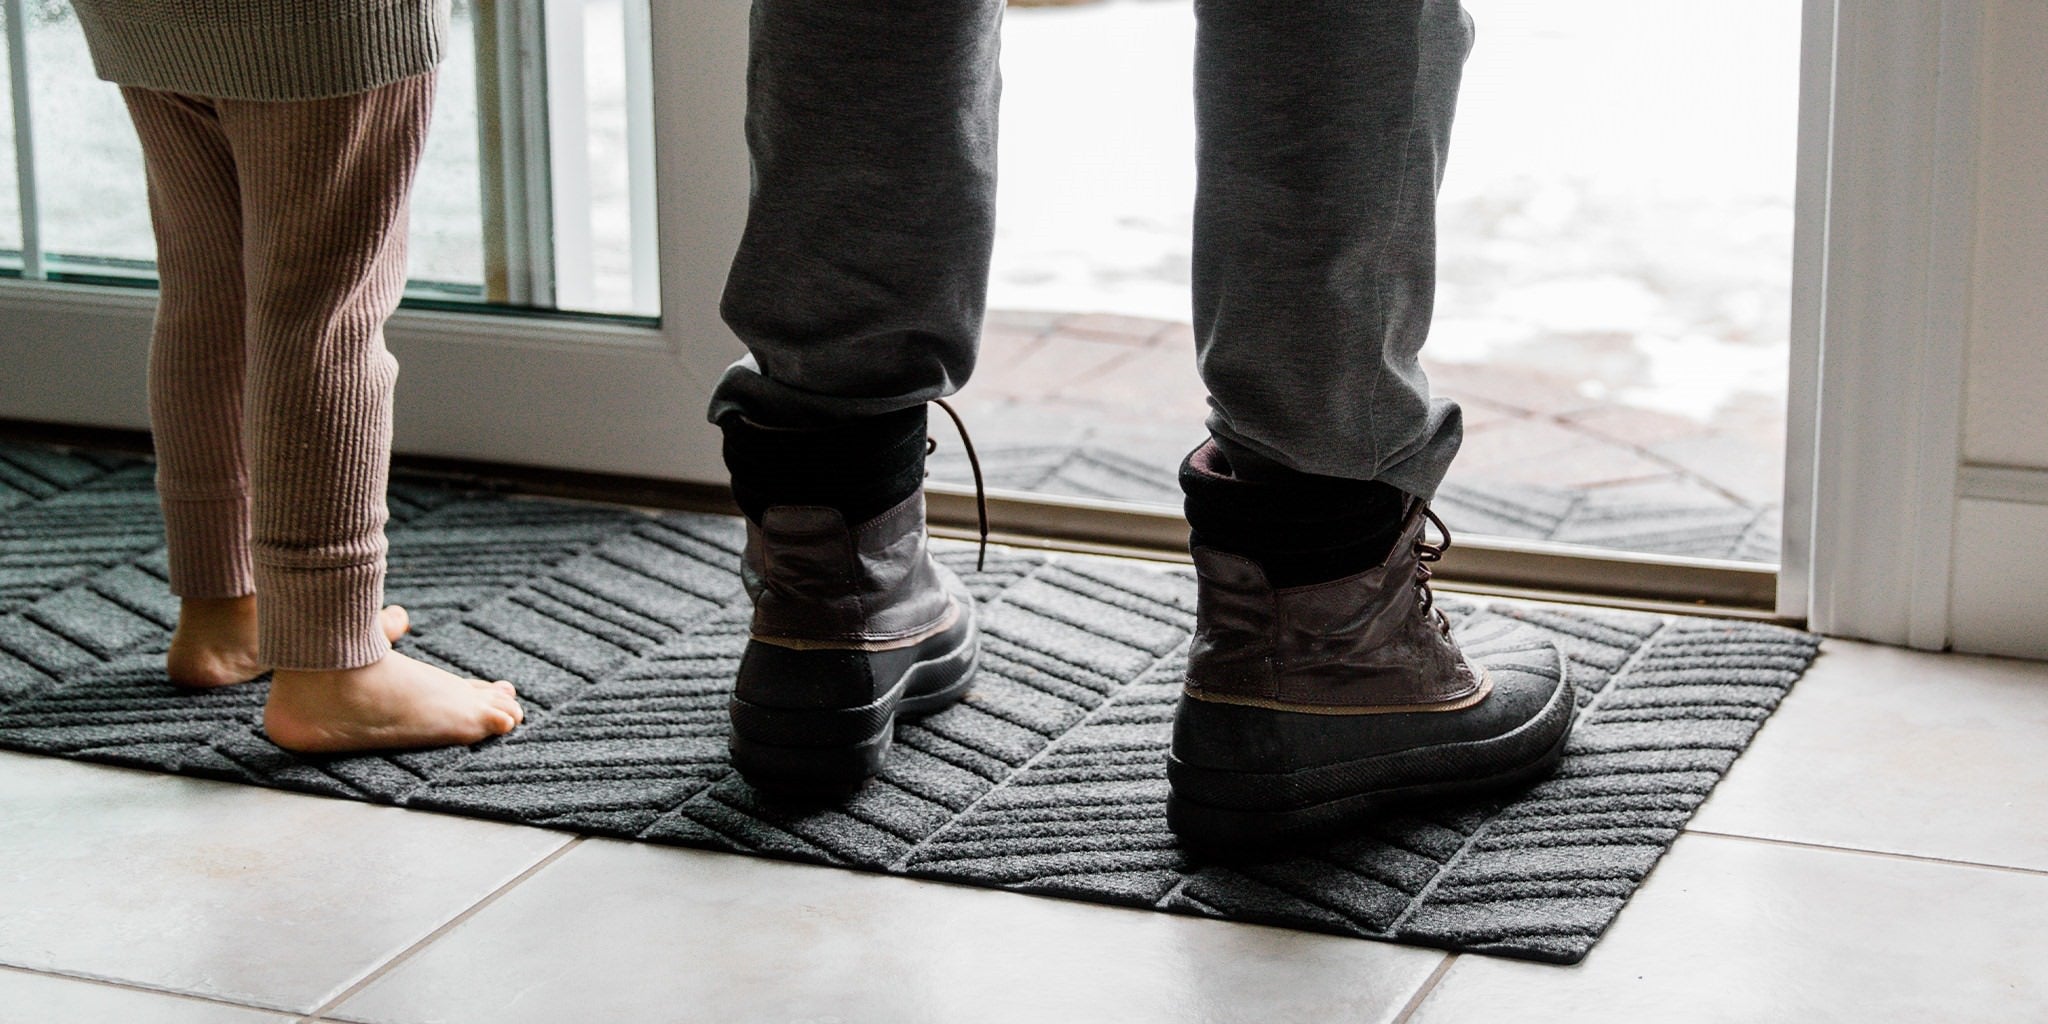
top-left (74, 0), bottom-right (449, 102)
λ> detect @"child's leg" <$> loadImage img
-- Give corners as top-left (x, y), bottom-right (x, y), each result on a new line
top-left (217, 72), bottom-right (521, 751)
top-left (123, 88), bottom-right (409, 688)
top-left (122, 88), bottom-right (272, 687)
top-left (122, 89), bottom-right (252, 598)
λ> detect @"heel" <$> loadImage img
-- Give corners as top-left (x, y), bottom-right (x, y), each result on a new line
top-left (729, 722), bottom-right (895, 797)
top-left (727, 606), bottom-right (980, 794)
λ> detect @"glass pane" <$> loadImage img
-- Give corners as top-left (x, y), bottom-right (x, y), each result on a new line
top-left (2, 0), bottom-right (650, 314)
top-left (1428, 0), bottom-right (1797, 562)
top-left (945, 0), bottom-right (1796, 565)
top-left (0, 1), bottom-right (19, 261)
top-left (417, 0), bottom-right (653, 315)
top-left (12, 1), bottom-right (479, 289)
top-left (577, 0), bottom-right (648, 316)
top-left (27, 0), bottom-right (153, 271)
top-left (960, 0), bottom-right (1204, 506)
top-left (411, 0), bottom-right (487, 296)
top-left (544, 0), bottom-right (656, 317)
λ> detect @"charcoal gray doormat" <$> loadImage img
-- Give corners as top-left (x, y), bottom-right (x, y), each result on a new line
top-left (0, 440), bottom-right (1819, 964)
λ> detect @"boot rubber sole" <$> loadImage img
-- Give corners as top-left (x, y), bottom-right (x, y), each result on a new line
top-left (729, 615), bottom-right (979, 797)
top-left (1165, 664), bottom-right (1576, 857)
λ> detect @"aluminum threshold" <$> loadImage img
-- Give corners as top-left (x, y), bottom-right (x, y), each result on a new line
top-left (924, 483), bottom-right (1784, 620)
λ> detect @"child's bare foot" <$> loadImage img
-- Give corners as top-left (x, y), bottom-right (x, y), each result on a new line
top-left (166, 596), bottom-right (265, 688)
top-left (168, 598), bottom-right (412, 688)
top-left (262, 651), bottom-right (524, 754)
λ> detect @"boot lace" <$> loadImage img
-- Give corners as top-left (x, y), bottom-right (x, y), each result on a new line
top-left (1414, 505), bottom-right (1454, 638)
top-left (929, 398), bottom-right (989, 571)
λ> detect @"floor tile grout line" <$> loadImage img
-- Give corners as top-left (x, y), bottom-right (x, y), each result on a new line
top-left (1390, 953), bottom-right (1458, 1024)
top-left (1682, 828), bottom-right (2048, 878)
top-left (295, 836), bottom-right (586, 1023)
top-left (0, 961), bottom-right (298, 1017)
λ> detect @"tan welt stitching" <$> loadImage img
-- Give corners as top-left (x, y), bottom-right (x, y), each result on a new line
top-left (751, 599), bottom-right (961, 653)
top-left (1185, 665), bottom-right (1493, 716)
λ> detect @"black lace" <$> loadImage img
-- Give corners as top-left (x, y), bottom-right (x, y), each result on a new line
top-left (929, 398), bottom-right (989, 571)
top-left (1414, 505), bottom-right (1453, 637)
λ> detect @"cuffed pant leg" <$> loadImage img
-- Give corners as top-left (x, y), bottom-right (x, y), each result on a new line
top-left (1191, 0), bottom-right (1473, 500)
top-left (218, 72), bottom-right (437, 671)
top-left (123, 87), bottom-right (256, 599)
top-left (708, 0), bottom-right (1006, 428)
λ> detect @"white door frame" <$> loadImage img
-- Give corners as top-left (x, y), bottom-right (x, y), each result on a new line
top-left (0, 0), bottom-right (1988, 640)
top-left (1784, 0), bottom-right (1982, 644)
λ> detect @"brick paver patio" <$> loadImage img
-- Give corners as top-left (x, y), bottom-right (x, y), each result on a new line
top-left (930, 310), bottom-right (1783, 563)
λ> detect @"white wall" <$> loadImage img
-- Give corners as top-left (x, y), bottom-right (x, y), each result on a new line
top-left (1962, 1), bottom-right (2048, 469)
top-left (1949, 0), bottom-right (2048, 660)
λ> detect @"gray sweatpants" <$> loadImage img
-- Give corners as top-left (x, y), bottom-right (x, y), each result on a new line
top-left (709, 0), bottom-right (1472, 500)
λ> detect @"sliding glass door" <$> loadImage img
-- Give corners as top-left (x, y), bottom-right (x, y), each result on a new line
top-left (926, 0), bottom-right (1798, 610)
top-left (7, 0), bottom-right (1977, 633)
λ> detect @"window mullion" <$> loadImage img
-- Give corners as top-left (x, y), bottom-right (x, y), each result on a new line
top-left (4, 0), bottom-right (43, 280)
top-left (622, 0), bottom-right (658, 316)
top-left (542, 0), bottom-right (592, 310)
top-left (474, 0), bottom-right (555, 308)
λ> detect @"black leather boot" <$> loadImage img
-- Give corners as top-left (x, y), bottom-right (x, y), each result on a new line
top-left (721, 405), bottom-right (980, 795)
top-left (1167, 499), bottom-right (1576, 853)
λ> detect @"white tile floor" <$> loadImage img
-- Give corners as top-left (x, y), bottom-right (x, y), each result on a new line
top-left (2, 638), bottom-right (2044, 1024)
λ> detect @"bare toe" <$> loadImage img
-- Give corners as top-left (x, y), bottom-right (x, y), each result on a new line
top-left (483, 704), bottom-right (520, 735)
top-left (263, 652), bottom-right (527, 754)
top-left (379, 605), bottom-right (412, 644)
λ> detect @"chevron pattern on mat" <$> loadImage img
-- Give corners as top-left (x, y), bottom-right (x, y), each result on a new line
top-left (929, 443), bottom-right (1782, 561)
top-left (0, 442), bottom-right (1819, 963)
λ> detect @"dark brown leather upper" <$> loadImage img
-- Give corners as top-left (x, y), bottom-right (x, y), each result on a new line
top-left (743, 489), bottom-right (957, 647)
top-left (1185, 503), bottom-right (1482, 710)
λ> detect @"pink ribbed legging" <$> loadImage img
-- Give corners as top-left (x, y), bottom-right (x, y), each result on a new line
top-left (121, 72), bottom-right (435, 671)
